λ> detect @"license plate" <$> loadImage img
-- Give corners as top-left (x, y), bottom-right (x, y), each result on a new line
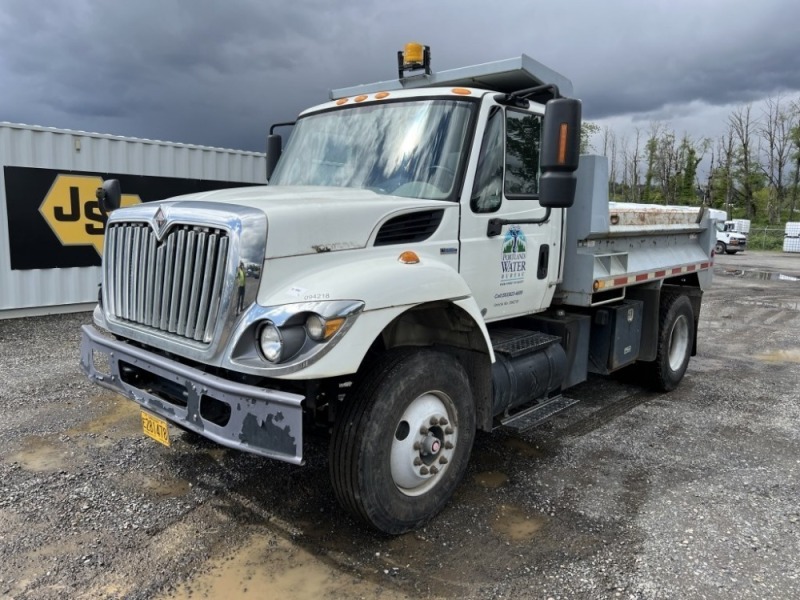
top-left (141, 411), bottom-right (170, 447)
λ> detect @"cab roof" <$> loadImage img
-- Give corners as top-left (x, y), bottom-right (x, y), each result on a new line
top-left (330, 54), bottom-right (574, 100)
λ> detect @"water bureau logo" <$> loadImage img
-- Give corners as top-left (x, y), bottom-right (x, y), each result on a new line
top-left (500, 225), bottom-right (526, 285)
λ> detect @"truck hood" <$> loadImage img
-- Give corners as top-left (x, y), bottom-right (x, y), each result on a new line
top-left (161, 185), bottom-right (454, 259)
top-left (719, 231), bottom-right (747, 241)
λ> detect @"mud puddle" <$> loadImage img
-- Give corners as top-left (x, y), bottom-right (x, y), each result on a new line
top-left (136, 473), bottom-right (192, 497)
top-left (492, 504), bottom-right (546, 542)
top-left (503, 435), bottom-right (545, 458)
top-left (473, 471), bottom-right (508, 488)
top-left (717, 268), bottom-right (800, 282)
top-left (68, 394), bottom-right (141, 440)
top-left (756, 349), bottom-right (800, 363)
top-left (5, 435), bottom-right (72, 471)
top-left (162, 532), bottom-right (408, 600)
top-left (5, 395), bottom-right (141, 471)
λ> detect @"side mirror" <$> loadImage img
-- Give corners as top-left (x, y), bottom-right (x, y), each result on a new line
top-left (96, 179), bottom-right (121, 216)
top-left (266, 134), bottom-right (282, 181)
top-left (539, 98), bottom-right (582, 209)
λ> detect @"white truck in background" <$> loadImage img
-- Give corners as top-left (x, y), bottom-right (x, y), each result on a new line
top-left (709, 209), bottom-right (748, 254)
top-left (81, 44), bottom-right (715, 534)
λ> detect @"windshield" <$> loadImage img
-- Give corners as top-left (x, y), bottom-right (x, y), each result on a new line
top-left (270, 99), bottom-right (474, 200)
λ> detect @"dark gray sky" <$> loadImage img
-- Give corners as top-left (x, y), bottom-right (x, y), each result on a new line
top-left (2, 0), bottom-right (799, 151)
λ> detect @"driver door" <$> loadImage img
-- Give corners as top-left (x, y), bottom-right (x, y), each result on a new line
top-left (459, 102), bottom-right (562, 322)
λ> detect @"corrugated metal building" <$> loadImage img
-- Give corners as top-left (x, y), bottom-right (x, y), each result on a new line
top-left (0, 122), bottom-right (266, 318)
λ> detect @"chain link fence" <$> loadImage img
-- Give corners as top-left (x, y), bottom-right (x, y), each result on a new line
top-left (746, 228), bottom-right (792, 251)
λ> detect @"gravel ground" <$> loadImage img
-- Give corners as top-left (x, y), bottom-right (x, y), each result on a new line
top-left (1, 251), bottom-right (799, 600)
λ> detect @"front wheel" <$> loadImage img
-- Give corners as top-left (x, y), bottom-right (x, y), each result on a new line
top-left (330, 349), bottom-right (476, 534)
top-left (715, 241), bottom-right (726, 255)
top-left (644, 293), bottom-right (694, 392)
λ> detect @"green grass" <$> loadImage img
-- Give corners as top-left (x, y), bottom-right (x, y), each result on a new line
top-left (745, 229), bottom-right (786, 251)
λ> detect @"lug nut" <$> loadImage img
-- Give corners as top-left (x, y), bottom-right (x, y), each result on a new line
top-left (439, 417), bottom-right (448, 426)
top-left (420, 426), bottom-right (429, 435)
top-left (445, 427), bottom-right (454, 435)
top-left (439, 456), bottom-right (448, 464)
top-left (444, 441), bottom-right (454, 449)
top-left (430, 417), bottom-right (439, 426)
top-left (414, 457), bottom-right (422, 466)
top-left (420, 467), bottom-right (429, 475)
top-left (430, 466), bottom-right (439, 474)
top-left (413, 441), bottom-right (421, 450)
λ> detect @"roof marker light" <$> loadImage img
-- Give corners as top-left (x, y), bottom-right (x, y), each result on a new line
top-left (375, 92), bottom-right (390, 99)
top-left (452, 88), bottom-right (472, 95)
top-left (354, 95), bottom-right (368, 103)
top-left (336, 98), bottom-right (349, 105)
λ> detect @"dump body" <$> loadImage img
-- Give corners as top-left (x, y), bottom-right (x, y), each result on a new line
top-left (558, 156), bottom-right (713, 306)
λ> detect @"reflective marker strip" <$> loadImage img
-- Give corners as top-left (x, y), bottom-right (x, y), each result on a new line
top-left (597, 261), bottom-right (712, 291)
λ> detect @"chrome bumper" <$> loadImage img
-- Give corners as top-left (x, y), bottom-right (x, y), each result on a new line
top-left (80, 324), bottom-right (305, 465)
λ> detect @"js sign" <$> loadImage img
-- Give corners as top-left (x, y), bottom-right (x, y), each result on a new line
top-left (39, 174), bottom-right (141, 254)
top-left (3, 166), bottom-right (257, 270)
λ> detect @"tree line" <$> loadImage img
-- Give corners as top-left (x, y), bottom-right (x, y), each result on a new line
top-left (581, 95), bottom-right (800, 225)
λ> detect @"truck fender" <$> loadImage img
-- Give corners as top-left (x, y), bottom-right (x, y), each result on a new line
top-left (259, 257), bottom-right (496, 380)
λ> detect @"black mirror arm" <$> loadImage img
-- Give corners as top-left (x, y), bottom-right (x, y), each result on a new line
top-left (269, 121), bottom-right (296, 135)
top-left (487, 208), bottom-right (551, 237)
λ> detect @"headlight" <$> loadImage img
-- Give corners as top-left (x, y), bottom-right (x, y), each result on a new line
top-left (305, 314), bottom-right (325, 341)
top-left (258, 321), bottom-right (283, 362)
top-left (305, 314), bottom-right (345, 341)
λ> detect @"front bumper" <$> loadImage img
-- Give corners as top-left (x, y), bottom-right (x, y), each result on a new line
top-left (80, 325), bottom-right (305, 465)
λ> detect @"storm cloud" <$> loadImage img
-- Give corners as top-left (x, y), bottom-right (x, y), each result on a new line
top-left (1, 0), bottom-right (798, 151)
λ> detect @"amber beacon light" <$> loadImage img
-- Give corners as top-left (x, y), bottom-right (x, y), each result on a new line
top-left (397, 42), bottom-right (431, 78)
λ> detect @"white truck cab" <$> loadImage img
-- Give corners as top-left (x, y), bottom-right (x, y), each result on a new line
top-left (709, 209), bottom-right (747, 254)
top-left (82, 44), bottom-right (715, 534)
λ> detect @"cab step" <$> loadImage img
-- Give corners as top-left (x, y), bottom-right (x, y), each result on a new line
top-left (490, 328), bottom-right (561, 358)
top-left (500, 395), bottom-right (580, 431)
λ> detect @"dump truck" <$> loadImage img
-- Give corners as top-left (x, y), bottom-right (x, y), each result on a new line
top-left (81, 44), bottom-right (715, 534)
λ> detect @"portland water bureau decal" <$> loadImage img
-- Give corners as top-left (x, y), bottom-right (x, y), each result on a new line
top-left (500, 225), bottom-right (526, 285)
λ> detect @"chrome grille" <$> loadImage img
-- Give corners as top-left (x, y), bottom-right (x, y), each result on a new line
top-left (105, 222), bottom-right (230, 343)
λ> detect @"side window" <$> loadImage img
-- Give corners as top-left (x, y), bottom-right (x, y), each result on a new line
top-left (470, 107), bottom-right (504, 213)
top-left (505, 110), bottom-right (542, 197)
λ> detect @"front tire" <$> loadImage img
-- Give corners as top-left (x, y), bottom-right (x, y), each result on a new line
top-left (330, 349), bottom-right (475, 534)
top-left (645, 293), bottom-right (694, 392)
top-left (715, 241), bottom-right (726, 255)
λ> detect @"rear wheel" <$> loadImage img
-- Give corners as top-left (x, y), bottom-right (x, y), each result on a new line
top-left (645, 293), bottom-right (694, 392)
top-left (330, 349), bottom-right (475, 534)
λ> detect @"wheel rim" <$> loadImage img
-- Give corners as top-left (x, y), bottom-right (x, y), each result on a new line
top-left (390, 391), bottom-right (457, 497)
top-left (667, 314), bottom-right (690, 372)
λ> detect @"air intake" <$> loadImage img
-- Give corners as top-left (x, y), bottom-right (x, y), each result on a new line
top-left (374, 210), bottom-right (444, 246)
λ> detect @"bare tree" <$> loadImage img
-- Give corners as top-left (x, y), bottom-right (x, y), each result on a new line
top-left (759, 95), bottom-right (798, 223)
top-left (791, 98), bottom-right (800, 220)
top-left (626, 128), bottom-right (643, 203)
top-left (728, 105), bottom-right (759, 218)
top-left (600, 125), bottom-right (619, 199)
